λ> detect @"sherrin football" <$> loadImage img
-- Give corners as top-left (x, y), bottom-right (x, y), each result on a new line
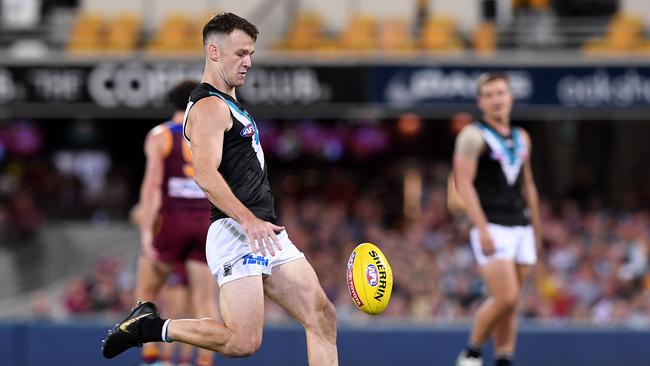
top-left (346, 243), bottom-right (393, 315)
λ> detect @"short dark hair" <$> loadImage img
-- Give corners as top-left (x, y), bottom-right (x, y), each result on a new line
top-left (477, 71), bottom-right (510, 96)
top-left (168, 80), bottom-right (199, 111)
top-left (202, 12), bottom-right (259, 45)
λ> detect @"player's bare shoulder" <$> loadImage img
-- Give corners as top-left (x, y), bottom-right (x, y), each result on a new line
top-left (454, 123), bottom-right (484, 158)
top-left (186, 96), bottom-right (233, 141)
top-left (517, 127), bottom-right (532, 149)
top-left (144, 123), bottom-right (172, 156)
top-left (148, 123), bottom-right (169, 138)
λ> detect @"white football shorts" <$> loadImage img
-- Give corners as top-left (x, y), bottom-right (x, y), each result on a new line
top-left (206, 218), bottom-right (305, 287)
top-left (469, 223), bottom-right (537, 266)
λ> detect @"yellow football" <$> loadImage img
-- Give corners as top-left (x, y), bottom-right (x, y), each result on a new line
top-left (346, 243), bottom-right (393, 315)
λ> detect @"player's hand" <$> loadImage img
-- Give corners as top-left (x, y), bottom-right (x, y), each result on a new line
top-left (139, 229), bottom-right (156, 259)
top-left (241, 218), bottom-right (285, 257)
top-left (478, 227), bottom-right (495, 256)
top-left (535, 232), bottom-right (543, 255)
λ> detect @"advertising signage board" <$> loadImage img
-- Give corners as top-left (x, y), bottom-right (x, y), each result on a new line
top-left (0, 60), bottom-right (649, 119)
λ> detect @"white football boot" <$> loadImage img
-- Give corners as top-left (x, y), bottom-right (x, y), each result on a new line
top-left (456, 351), bottom-right (483, 366)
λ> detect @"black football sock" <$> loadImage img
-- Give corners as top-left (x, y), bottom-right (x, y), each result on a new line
top-left (495, 353), bottom-right (513, 366)
top-left (139, 317), bottom-right (167, 342)
top-left (466, 342), bottom-right (482, 358)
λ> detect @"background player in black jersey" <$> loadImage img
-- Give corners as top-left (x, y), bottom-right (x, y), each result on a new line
top-left (451, 72), bottom-right (541, 366)
top-left (102, 12), bottom-right (338, 366)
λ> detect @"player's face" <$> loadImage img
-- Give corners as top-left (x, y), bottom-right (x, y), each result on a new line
top-left (478, 79), bottom-right (513, 121)
top-left (220, 29), bottom-right (255, 87)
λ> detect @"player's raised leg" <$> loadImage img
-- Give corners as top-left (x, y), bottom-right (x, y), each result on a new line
top-left (166, 275), bottom-right (264, 357)
top-left (102, 275), bottom-right (264, 359)
top-left (263, 258), bottom-right (338, 366)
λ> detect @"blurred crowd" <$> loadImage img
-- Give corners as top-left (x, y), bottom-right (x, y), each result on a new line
top-left (52, 163), bottom-right (650, 327)
top-left (2, 119), bottom-right (648, 326)
top-left (0, 120), bottom-right (132, 247)
top-left (0, 152), bottom-right (130, 244)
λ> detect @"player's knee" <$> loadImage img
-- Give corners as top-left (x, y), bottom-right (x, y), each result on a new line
top-left (495, 293), bottom-right (518, 312)
top-left (323, 298), bottom-right (337, 340)
top-left (305, 293), bottom-right (337, 339)
top-left (222, 333), bottom-right (262, 358)
top-left (321, 297), bottom-right (337, 327)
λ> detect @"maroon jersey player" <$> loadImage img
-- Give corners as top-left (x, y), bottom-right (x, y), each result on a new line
top-left (133, 80), bottom-right (219, 366)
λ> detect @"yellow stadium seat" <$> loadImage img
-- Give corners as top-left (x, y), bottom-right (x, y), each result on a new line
top-left (105, 13), bottom-right (140, 52)
top-left (147, 14), bottom-right (197, 55)
top-left (276, 12), bottom-right (325, 51)
top-left (472, 22), bottom-right (497, 56)
top-left (631, 39), bottom-right (650, 56)
top-left (339, 15), bottom-right (377, 52)
top-left (67, 12), bottom-right (104, 53)
top-left (512, 0), bottom-right (550, 10)
top-left (420, 17), bottom-right (463, 54)
top-left (582, 12), bottom-right (643, 56)
top-left (529, 0), bottom-right (550, 10)
top-left (377, 19), bottom-right (416, 54)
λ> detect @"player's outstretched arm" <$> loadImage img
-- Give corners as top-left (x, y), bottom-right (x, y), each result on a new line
top-left (447, 173), bottom-right (466, 215)
top-left (453, 125), bottom-right (494, 256)
top-left (186, 98), bottom-right (284, 256)
top-left (519, 129), bottom-right (542, 251)
top-left (138, 126), bottom-right (166, 258)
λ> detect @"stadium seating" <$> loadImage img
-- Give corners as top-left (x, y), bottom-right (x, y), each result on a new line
top-left (66, 12), bottom-right (104, 53)
top-left (420, 17), bottom-right (464, 54)
top-left (339, 15), bottom-right (377, 52)
top-left (278, 12), bottom-right (328, 51)
top-left (377, 19), bottom-right (416, 54)
top-left (472, 21), bottom-right (497, 55)
top-left (53, 1), bottom-right (650, 58)
top-left (513, 0), bottom-right (551, 11)
top-left (104, 13), bottom-right (140, 53)
top-left (582, 13), bottom-right (645, 56)
top-left (67, 12), bottom-right (141, 54)
top-left (146, 13), bottom-right (202, 55)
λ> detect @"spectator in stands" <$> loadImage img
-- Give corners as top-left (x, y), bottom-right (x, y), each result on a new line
top-left (7, 189), bottom-right (42, 240)
top-left (63, 276), bottom-right (91, 314)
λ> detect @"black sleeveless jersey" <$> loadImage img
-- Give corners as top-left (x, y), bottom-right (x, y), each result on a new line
top-left (474, 121), bottom-right (530, 226)
top-left (183, 83), bottom-right (276, 223)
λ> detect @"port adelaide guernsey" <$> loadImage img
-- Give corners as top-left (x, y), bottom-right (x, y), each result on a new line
top-left (183, 83), bottom-right (276, 224)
